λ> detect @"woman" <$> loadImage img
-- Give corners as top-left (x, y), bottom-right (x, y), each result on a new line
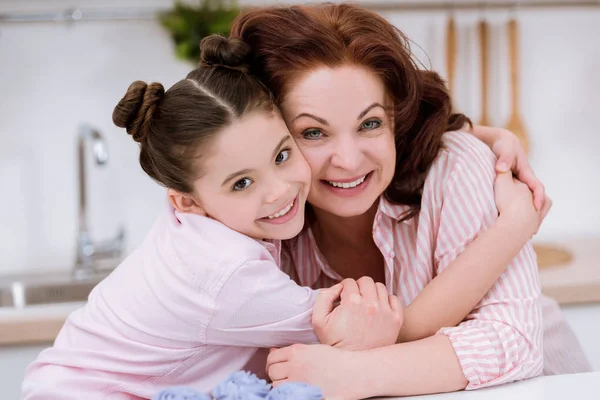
top-left (230, 3), bottom-right (591, 398)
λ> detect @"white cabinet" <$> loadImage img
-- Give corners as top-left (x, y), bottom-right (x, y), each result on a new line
top-left (0, 345), bottom-right (49, 400)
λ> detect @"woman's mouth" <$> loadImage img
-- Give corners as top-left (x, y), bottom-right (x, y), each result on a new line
top-left (321, 172), bottom-right (372, 196)
top-left (325, 174), bottom-right (367, 188)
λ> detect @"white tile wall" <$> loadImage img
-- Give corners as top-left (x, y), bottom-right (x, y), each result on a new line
top-left (0, 1), bottom-right (599, 275)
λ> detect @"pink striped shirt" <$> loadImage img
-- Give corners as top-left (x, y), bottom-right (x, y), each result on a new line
top-left (281, 131), bottom-right (589, 389)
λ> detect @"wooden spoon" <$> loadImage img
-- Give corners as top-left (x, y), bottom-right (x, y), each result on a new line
top-left (446, 15), bottom-right (457, 104)
top-left (479, 19), bottom-right (490, 126)
top-left (506, 18), bottom-right (530, 153)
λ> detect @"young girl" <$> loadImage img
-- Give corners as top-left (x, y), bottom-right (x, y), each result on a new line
top-left (22, 34), bottom-right (544, 399)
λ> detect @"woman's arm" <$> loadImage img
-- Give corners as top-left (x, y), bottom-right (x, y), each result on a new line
top-left (468, 125), bottom-right (550, 213)
top-left (267, 136), bottom-right (543, 397)
top-left (399, 173), bottom-right (539, 342)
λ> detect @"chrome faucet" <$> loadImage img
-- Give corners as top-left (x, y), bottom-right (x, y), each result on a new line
top-left (74, 124), bottom-right (125, 279)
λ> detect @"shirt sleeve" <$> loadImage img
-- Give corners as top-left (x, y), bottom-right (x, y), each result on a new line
top-left (205, 258), bottom-right (320, 348)
top-left (434, 140), bottom-right (543, 390)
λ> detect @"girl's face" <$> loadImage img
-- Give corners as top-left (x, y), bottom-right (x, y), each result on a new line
top-left (191, 110), bottom-right (311, 240)
top-left (281, 65), bottom-right (396, 218)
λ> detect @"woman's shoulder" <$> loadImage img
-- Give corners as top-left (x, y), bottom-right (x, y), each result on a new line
top-left (439, 130), bottom-right (496, 168)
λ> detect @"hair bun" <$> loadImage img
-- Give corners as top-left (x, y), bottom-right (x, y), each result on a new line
top-left (200, 35), bottom-right (252, 72)
top-left (112, 81), bottom-right (165, 143)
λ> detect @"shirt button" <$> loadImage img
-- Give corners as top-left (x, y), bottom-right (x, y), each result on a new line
top-left (388, 251), bottom-right (395, 258)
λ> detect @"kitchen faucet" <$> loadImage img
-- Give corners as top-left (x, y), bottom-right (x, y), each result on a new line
top-left (74, 124), bottom-right (124, 279)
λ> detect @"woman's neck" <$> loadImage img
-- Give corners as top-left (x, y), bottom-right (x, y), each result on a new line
top-left (309, 200), bottom-right (379, 250)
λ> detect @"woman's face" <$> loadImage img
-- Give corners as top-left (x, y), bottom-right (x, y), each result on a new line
top-left (281, 65), bottom-right (396, 218)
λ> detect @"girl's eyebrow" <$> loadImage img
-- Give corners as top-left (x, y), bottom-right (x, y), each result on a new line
top-left (220, 135), bottom-right (291, 187)
top-left (222, 168), bottom-right (253, 187)
top-left (271, 135), bottom-right (291, 159)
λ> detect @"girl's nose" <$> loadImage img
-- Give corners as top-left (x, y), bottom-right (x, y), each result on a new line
top-left (264, 180), bottom-right (291, 204)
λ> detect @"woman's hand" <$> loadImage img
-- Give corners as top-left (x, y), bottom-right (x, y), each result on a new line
top-left (470, 125), bottom-right (552, 219)
top-left (312, 277), bottom-right (403, 351)
top-left (267, 344), bottom-right (362, 400)
top-left (494, 171), bottom-right (545, 237)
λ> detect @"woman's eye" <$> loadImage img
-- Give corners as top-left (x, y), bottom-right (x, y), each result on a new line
top-left (233, 178), bottom-right (253, 191)
top-left (361, 119), bottom-right (382, 130)
top-left (275, 149), bottom-right (290, 164)
top-left (301, 129), bottom-right (323, 140)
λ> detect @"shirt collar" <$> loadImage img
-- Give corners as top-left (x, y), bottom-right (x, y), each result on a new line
top-left (377, 196), bottom-right (415, 224)
top-left (297, 197), bottom-right (414, 288)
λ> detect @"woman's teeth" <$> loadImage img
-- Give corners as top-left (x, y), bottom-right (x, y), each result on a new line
top-left (267, 199), bottom-right (294, 219)
top-left (326, 175), bottom-right (367, 188)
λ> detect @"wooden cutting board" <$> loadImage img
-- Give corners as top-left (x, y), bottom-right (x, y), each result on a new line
top-left (537, 236), bottom-right (600, 305)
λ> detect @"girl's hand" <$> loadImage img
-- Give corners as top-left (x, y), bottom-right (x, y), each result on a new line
top-left (494, 172), bottom-right (545, 237)
top-left (312, 277), bottom-right (403, 351)
top-left (267, 344), bottom-right (363, 400)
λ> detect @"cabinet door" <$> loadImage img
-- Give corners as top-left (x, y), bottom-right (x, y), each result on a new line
top-left (0, 345), bottom-right (49, 399)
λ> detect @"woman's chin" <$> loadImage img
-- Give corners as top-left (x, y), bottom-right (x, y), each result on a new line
top-left (310, 194), bottom-right (379, 219)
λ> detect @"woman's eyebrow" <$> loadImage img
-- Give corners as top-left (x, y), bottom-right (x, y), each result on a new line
top-left (358, 102), bottom-right (388, 119)
top-left (291, 113), bottom-right (329, 125)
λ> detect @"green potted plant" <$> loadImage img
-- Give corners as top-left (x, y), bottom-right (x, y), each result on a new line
top-left (159, 0), bottom-right (240, 64)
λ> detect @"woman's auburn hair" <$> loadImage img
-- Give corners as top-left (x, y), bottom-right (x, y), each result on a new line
top-left (230, 2), bottom-right (471, 220)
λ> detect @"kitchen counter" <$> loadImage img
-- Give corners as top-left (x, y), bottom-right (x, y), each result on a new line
top-left (0, 302), bottom-right (82, 346)
top-left (391, 371), bottom-right (600, 400)
top-left (537, 237), bottom-right (600, 305)
top-left (0, 236), bottom-right (598, 346)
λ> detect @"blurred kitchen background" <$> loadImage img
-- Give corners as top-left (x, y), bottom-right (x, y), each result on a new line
top-left (1, 0), bottom-right (599, 397)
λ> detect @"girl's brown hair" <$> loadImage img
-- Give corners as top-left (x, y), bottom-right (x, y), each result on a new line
top-left (112, 35), bottom-right (273, 193)
top-left (230, 3), bottom-right (470, 219)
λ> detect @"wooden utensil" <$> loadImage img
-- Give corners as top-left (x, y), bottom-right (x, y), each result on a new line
top-left (506, 18), bottom-right (530, 153)
top-left (479, 19), bottom-right (490, 126)
top-left (446, 15), bottom-right (457, 102)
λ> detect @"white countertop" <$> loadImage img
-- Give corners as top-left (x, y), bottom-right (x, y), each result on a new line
top-left (387, 372), bottom-right (600, 400)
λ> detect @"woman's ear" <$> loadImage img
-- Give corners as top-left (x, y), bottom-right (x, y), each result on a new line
top-left (168, 188), bottom-right (206, 216)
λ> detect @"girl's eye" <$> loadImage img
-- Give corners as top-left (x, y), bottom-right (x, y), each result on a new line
top-left (301, 129), bottom-right (323, 140)
top-left (275, 149), bottom-right (290, 164)
top-left (233, 178), bottom-right (253, 191)
top-left (361, 119), bottom-right (382, 130)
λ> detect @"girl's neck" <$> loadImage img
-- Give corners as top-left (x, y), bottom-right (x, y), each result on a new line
top-left (309, 200), bottom-right (379, 250)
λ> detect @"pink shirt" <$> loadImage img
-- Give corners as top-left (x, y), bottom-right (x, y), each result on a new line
top-left (22, 209), bottom-right (319, 399)
top-left (281, 131), bottom-right (590, 389)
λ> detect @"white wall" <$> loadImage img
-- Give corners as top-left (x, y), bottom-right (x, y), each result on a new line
top-left (0, 1), bottom-right (599, 275)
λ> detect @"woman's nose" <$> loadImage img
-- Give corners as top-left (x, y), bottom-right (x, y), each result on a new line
top-left (330, 134), bottom-right (361, 171)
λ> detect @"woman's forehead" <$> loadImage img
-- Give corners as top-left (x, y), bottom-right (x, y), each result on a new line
top-left (282, 65), bottom-right (390, 116)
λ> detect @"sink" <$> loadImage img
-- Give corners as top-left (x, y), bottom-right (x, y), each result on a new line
top-left (0, 287), bottom-right (13, 307)
top-left (0, 271), bottom-right (110, 308)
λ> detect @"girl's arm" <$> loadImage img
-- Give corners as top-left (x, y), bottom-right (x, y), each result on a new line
top-left (206, 258), bottom-right (401, 350)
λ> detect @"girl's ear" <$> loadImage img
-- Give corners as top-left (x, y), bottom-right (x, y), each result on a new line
top-left (167, 188), bottom-right (206, 216)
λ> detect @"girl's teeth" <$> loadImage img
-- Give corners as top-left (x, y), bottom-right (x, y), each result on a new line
top-left (327, 175), bottom-right (366, 188)
top-left (267, 199), bottom-right (294, 219)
